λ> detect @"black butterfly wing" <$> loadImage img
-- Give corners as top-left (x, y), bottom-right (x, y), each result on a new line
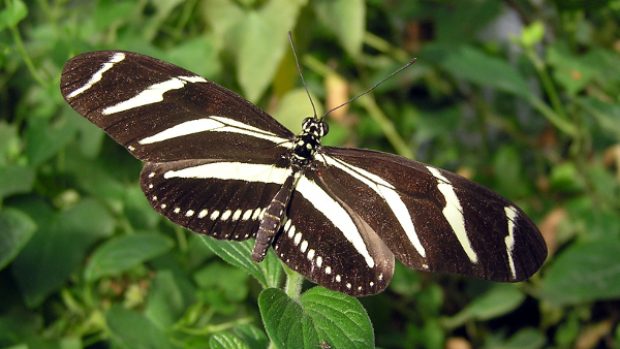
top-left (313, 146), bottom-right (547, 283)
top-left (60, 51), bottom-right (294, 162)
top-left (140, 158), bottom-right (295, 241)
top-left (273, 171), bottom-right (395, 296)
top-left (61, 51), bottom-right (294, 241)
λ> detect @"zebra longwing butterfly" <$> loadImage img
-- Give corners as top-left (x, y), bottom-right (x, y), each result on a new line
top-left (60, 51), bottom-right (547, 296)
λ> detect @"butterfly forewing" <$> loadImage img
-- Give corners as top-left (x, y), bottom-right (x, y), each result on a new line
top-left (60, 51), bottom-right (294, 162)
top-left (317, 147), bottom-right (547, 282)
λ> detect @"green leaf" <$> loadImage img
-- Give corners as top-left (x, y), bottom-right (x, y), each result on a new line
top-left (3, 344), bottom-right (29, 349)
top-left (314, 0), bottom-right (365, 57)
top-left (519, 21), bottom-right (545, 48)
top-left (200, 237), bottom-right (282, 289)
top-left (0, 165), bottom-right (35, 200)
top-left (142, 0), bottom-right (185, 41)
top-left (578, 96), bottom-right (620, 139)
top-left (166, 36), bottom-right (221, 78)
top-left (237, 0), bottom-right (307, 101)
top-left (0, 209), bottom-right (36, 271)
top-left (485, 327), bottom-right (545, 349)
top-left (72, 116), bottom-right (105, 158)
top-left (0, 311), bottom-right (43, 347)
top-left (0, 121), bottom-right (20, 166)
top-left (123, 186), bottom-right (160, 229)
top-left (442, 284), bottom-right (525, 328)
top-left (0, 0), bottom-right (27, 30)
top-left (106, 305), bottom-right (174, 349)
top-left (93, 1), bottom-right (137, 31)
top-left (209, 332), bottom-right (250, 349)
top-left (430, 1), bottom-right (502, 44)
top-left (541, 238), bottom-right (620, 305)
top-left (25, 114), bottom-right (78, 166)
top-left (233, 324), bottom-right (269, 349)
top-left (84, 233), bottom-right (173, 282)
top-left (301, 287), bottom-right (374, 348)
top-left (145, 270), bottom-right (195, 328)
top-left (439, 45), bottom-right (531, 99)
top-left (259, 287), bottom-right (374, 349)
top-left (259, 288), bottom-right (318, 348)
top-left (12, 198), bottom-right (115, 306)
top-left (549, 162), bottom-right (585, 193)
top-left (64, 151), bottom-right (129, 208)
top-left (504, 328), bottom-right (546, 349)
top-left (547, 42), bottom-right (597, 96)
top-left (492, 146), bottom-right (528, 198)
top-left (201, 0), bottom-right (245, 41)
top-left (194, 262), bottom-right (249, 302)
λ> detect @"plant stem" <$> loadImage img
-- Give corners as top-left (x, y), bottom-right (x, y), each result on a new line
top-left (9, 22), bottom-right (47, 87)
top-left (526, 95), bottom-right (577, 136)
top-left (364, 32), bottom-right (410, 62)
top-left (303, 54), bottom-right (334, 77)
top-left (524, 48), bottom-right (577, 136)
top-left (358, 95), bottom-right (414, 158)
top-left (179, 317), bottom-right (253, 336)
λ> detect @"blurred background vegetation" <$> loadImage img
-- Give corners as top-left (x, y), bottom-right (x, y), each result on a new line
top-left (1, 0), bottom-right (620, 348)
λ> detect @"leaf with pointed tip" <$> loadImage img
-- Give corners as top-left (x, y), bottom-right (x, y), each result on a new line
top-left (259, 288), bottom-right (318, 349)
top-left (0, 165), bottom-right (35, 200)
top-left (0, 209), bottom-right (36, 271)
top-left (0, 0), bottom-right (27, 30)
top-left (541, 238), bottom-right (620, 305)
top-left (301, 287), bottom-right (374, 349)
top-left (442, 284), bottom-right (525, 329)
top-left (84, 233), bottom-right (173, 282)
top-left (440, 46), bottom-right (531, 99)
top-left (106, 306), bottom-right (175, 349)
top-left (237, 0), bottom-right (306, 101)
top-left (12, 198), bottom-right (114, 307)
top-left (258, 287), bottom-right (374, 349)
top-left (200, 237), bottom-right (282, 289)
top-left (314, 0), bottom-right (365, 57)
top-left (209, 333), bottom-right (250, 349)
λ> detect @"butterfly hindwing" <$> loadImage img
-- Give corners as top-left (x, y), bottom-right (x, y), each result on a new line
top-left (140, 157), bottom-right (297, 241)
top-left (316, 147), bottom-right (547, 282)
top-left (273, 171), bottom-right (395, 296)
top-left (60, 51), bottom-right (294, 162)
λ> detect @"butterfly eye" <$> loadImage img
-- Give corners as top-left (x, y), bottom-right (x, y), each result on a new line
top-left (319, 121), bottom-right (329, 137)
top-left (302, 117), bottom-right (313, 131)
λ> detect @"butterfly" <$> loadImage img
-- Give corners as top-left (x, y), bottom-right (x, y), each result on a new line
top-left (60, 50), bottom-right (547, 296)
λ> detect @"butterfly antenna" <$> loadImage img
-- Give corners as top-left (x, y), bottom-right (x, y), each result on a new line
top-left (288, 32), bottom-right (318, 119)
top-left (321, 58), bottom-right (417, 120)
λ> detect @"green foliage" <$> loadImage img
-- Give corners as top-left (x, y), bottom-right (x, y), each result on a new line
top-left (442, 284), bottom-right (525, 328)
top-left (84, 233), bottom-right (174, 282)
top-left (1, 1), bottom-right (619, 348)
top-left (107, 305), bottom-right (176, 349)
top-left (259, 287), bottom-right (374, 349)
top-left (541, 238), bottom-right (620, 305)
top-left (0, 208), bottom-right (35, 270)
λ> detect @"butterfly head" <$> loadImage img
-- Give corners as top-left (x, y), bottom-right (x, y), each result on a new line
top-left (302, 117), bottom-right (329, 138)
top-left (292, 117), bottom-right (329, 166)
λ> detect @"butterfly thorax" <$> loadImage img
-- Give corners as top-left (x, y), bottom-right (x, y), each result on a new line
top-left (291, 117), bottom-right (329, 167)
top-left (252, 118), bottom-right (328, 262)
